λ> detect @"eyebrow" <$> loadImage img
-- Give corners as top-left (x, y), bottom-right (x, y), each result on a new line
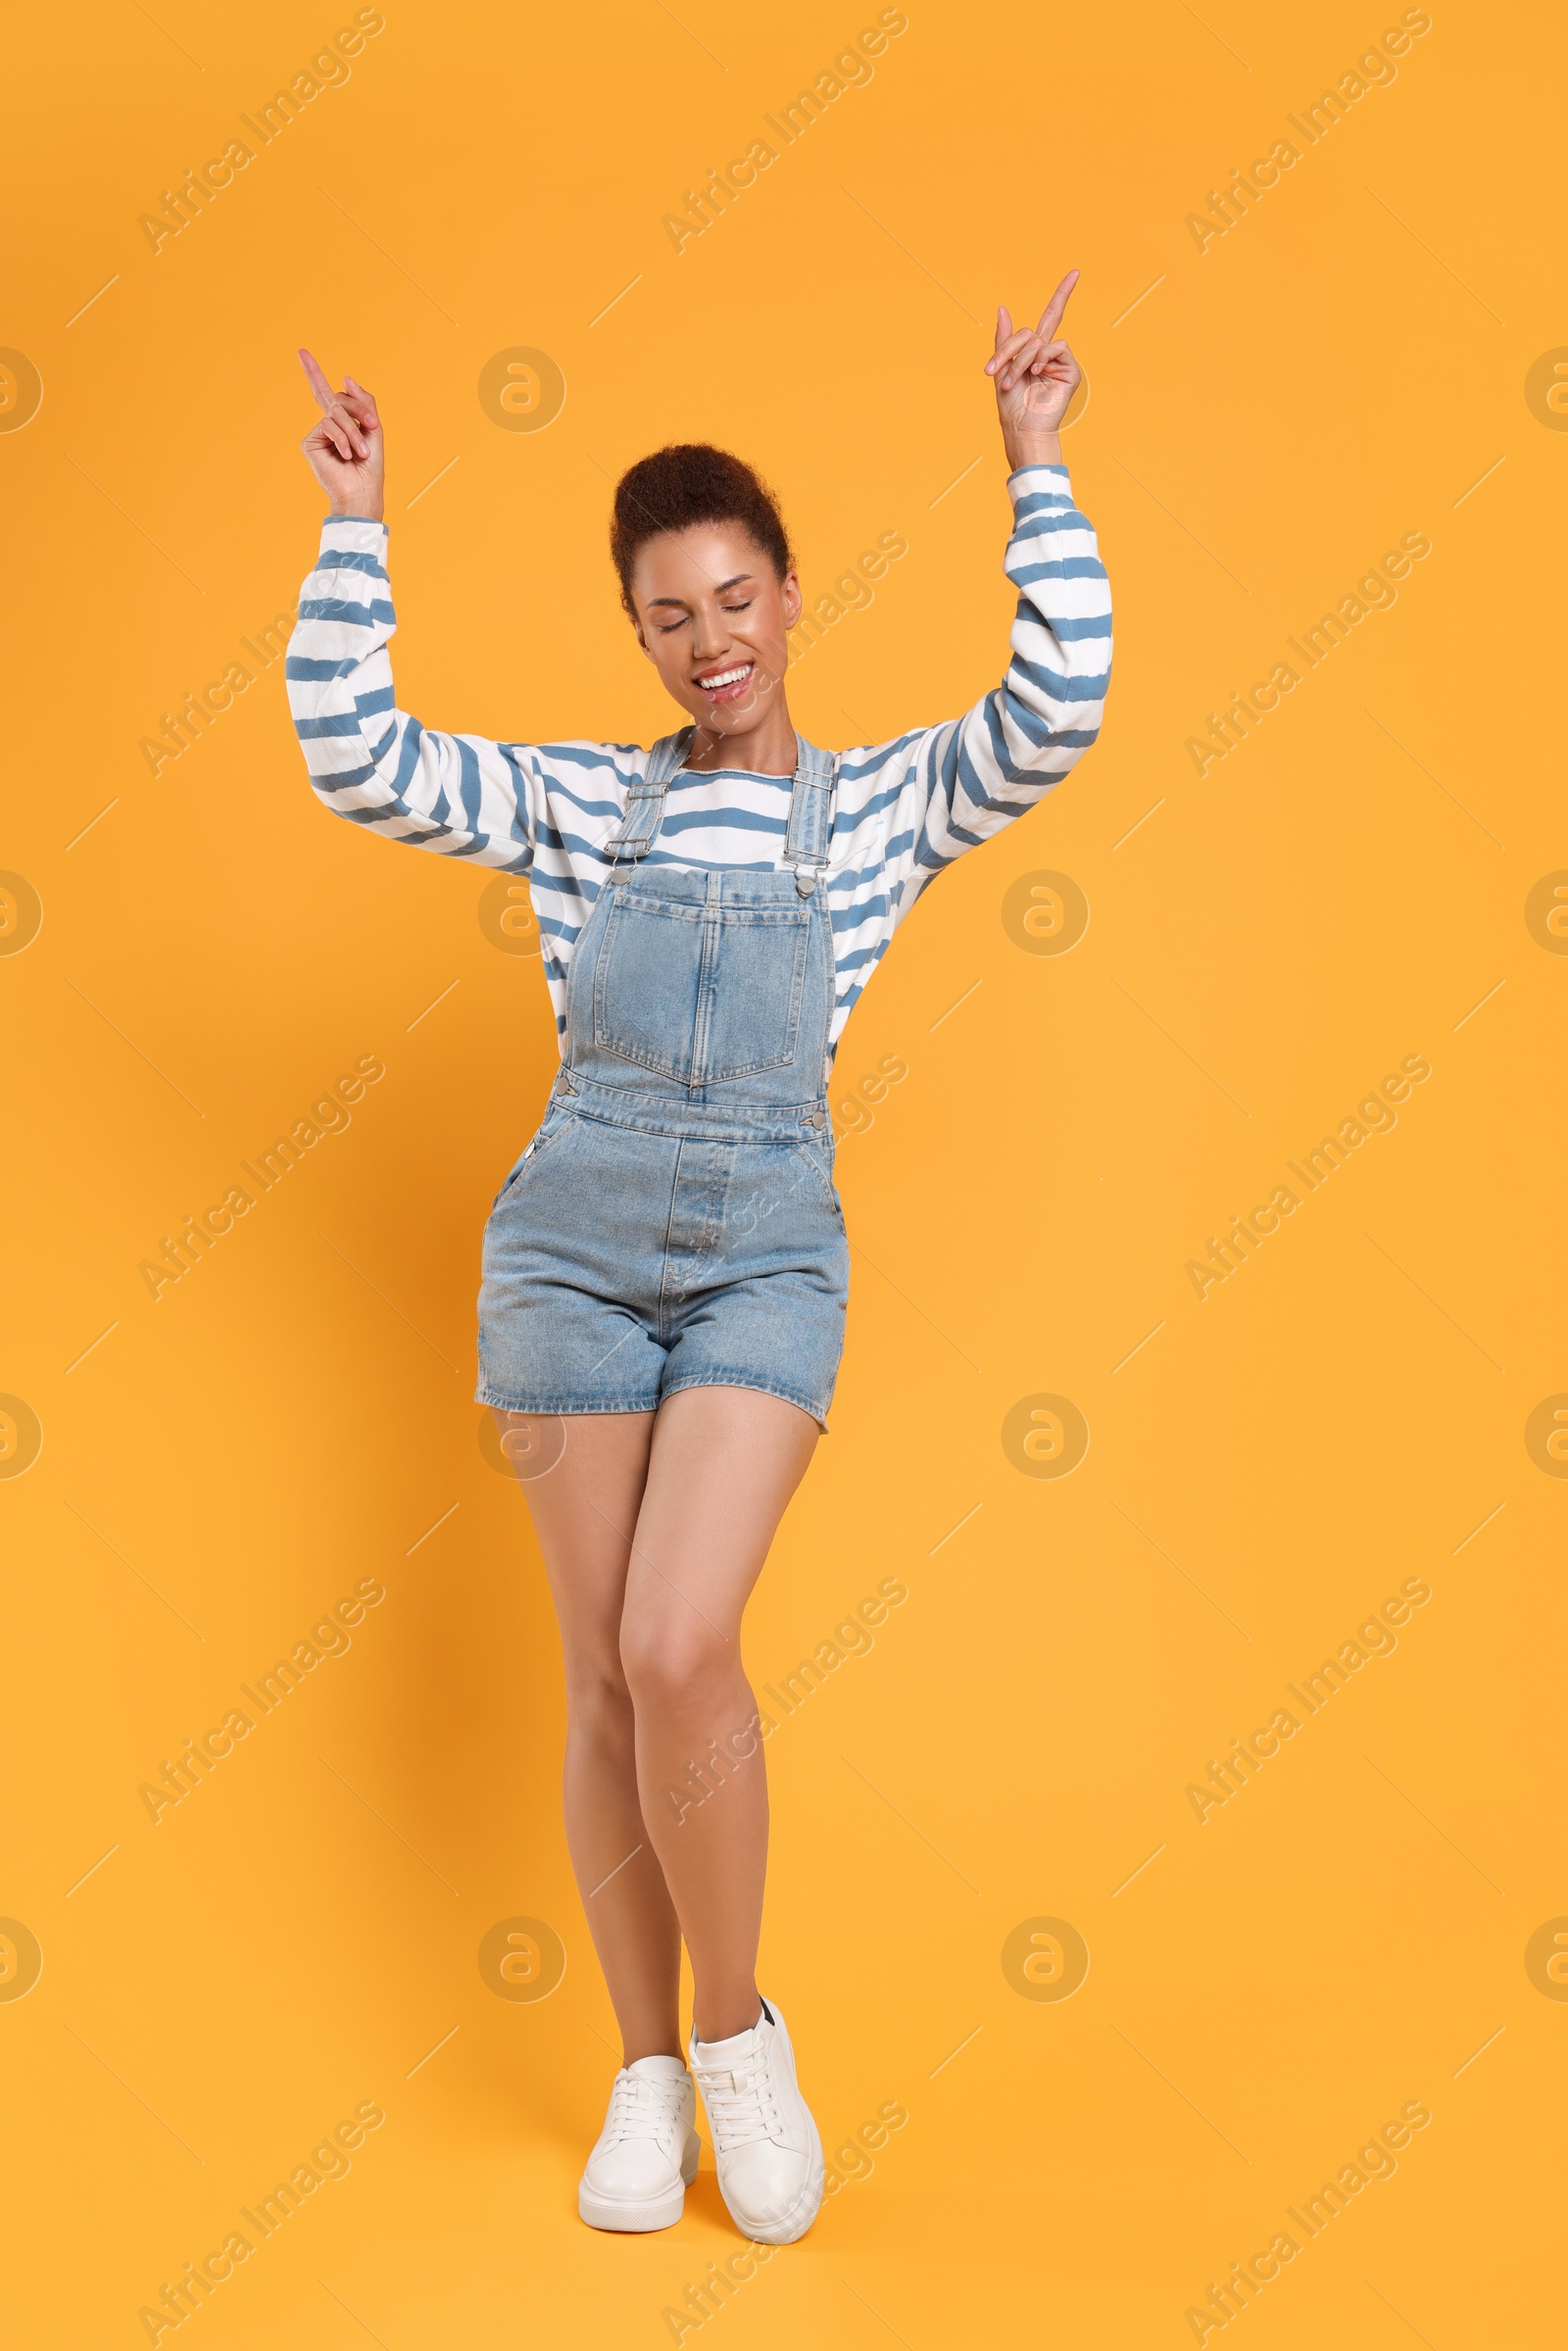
top-left (645, 571), bottom-right (757, 609)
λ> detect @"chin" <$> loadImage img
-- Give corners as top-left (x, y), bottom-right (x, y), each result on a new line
top-left (684, 684), bottom-right (774, 736)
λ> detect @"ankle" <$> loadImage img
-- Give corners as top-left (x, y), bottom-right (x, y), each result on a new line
top-left (621, 2035), bottom-right (684, 2067)
top-left (693, 1989), bottom-right (763, 2044)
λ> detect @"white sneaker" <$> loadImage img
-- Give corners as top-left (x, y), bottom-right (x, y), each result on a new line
top-left (577, 2054), bottom-right (701, 2231)
top-left (688, 1999), bottom-right (824, 2244)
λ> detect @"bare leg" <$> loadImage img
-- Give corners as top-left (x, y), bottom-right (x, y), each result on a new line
top-left (617, 1388), bottom-right (819, 2044)
top-left (496, 1408), bottom-right (683, 2065)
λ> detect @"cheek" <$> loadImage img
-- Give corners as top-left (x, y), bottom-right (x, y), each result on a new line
top-left (636, 621), bottom-right (680, 666)
top-left (749, 588), bottom-right (794, 648)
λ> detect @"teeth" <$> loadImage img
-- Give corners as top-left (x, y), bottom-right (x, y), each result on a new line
top-left (700, 664), bottom-right (751, 690)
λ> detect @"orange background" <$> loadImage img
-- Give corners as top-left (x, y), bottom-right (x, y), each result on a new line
top-left (4, 0), bottom-right (1565, 2342)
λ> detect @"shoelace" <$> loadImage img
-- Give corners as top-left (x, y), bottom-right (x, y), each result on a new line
top-left (604, 2071), bottom-right (685, 2154)
top-left (693, 2050), bottom-right (784, 2152)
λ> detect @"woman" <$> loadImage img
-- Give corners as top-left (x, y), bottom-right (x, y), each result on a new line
top-left (288, 272), bottom-right (1109, 2245)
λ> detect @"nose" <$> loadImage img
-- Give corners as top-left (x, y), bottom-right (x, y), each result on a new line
top-left (689, 603), bottom-right (731, 664)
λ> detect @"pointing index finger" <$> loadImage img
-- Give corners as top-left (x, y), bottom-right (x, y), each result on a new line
top-left (1035, 269), bottom-right (1081, 340)
top-left (298, 347), bottom-right (337, 413)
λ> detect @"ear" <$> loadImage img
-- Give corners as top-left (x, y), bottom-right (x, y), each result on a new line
top-left (781, 570), bottom-right (803, 630)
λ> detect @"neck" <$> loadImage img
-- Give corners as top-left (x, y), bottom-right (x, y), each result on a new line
top-left (684, 696), bottom-right (798, 775)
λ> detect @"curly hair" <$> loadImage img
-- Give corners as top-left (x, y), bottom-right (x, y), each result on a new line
top-left (610, 443), bottom-right (793, 617)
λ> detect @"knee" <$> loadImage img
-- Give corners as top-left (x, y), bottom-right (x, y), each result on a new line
top-left (619, 1613), bottom-right (732, 1715)
top-left (564, 1651), bottom-right (634, 1731)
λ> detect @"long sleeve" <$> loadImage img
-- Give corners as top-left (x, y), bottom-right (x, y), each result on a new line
top-left (828, 463), bottom-right (1111, 1019)
top-left (286, 514), bottom-right (547, 872)
top-left (284, 474), bottom-right (1108, 1055)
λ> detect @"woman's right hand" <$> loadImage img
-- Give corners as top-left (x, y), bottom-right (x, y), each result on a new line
top-left (299, 348), bottom-right (385, 520)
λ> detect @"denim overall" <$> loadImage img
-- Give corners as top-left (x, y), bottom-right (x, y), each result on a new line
top-left (475, 729), bottom-right (850, 1429)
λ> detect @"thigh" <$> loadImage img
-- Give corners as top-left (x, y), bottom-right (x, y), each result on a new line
top-left (620, 1390), bottom-right (820, 1672)
top-left (477, 1114), bottom-right (676, 1416)
top-left (495, 1409), bottom-right (656, 1675)
top-left (659, 1139), bottom-right (849, 1433)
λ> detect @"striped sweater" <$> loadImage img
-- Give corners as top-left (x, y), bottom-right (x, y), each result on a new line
top-left (286, 464), bottom-right (1111, 1055)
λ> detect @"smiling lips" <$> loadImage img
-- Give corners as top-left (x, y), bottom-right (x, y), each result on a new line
top-left (695, 661), bottom-right (755, 705)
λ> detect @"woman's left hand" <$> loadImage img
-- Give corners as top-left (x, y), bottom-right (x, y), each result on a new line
top-left (986, 271), bottom-right (1082, 468)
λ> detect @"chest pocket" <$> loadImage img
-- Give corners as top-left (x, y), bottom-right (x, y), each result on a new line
top-left (592, 891), bottom-right (811, 1085)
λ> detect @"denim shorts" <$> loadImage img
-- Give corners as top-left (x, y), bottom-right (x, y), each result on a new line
top-left (476, 1094), bottom-right (850, 1429)
top-left (474, 736), bottom-right (850, 1431)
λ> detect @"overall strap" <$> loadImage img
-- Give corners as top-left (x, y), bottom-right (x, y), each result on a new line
top-left (607, 727), bottom-right (694, 861)
top-left (608, 727), bottom-right (838, 890)
top-left (783, 735), bottom-right (838, 898)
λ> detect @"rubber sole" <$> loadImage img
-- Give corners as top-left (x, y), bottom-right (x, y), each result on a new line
top-left (577, 2131), bottom-right (701, 2232)
top-left (716, 2109), bottom-right (825, 2246)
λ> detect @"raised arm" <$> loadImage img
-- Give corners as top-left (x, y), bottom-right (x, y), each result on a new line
top-left (285, 350), bottom-right (539, 870)
top-left (833, 272), bottom-right (1110, 980)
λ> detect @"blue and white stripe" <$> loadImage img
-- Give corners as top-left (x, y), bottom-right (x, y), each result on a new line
top-left (286, 465), bottom-right (1111, 1053)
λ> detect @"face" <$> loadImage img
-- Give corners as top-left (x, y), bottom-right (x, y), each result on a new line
top-left (629, 522), bottom-right (802, 750)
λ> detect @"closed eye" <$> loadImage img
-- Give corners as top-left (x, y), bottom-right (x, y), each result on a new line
top-left (654, 599), bottom-right (753, 634)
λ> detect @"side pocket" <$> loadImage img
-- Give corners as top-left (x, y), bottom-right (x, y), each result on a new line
top-left (492, 1153), bottom-right (528, 1209)
top-left (794, 1140), bottom-right (843, 1217)
top-left (492, 1107), bottom-right (569, 1207)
